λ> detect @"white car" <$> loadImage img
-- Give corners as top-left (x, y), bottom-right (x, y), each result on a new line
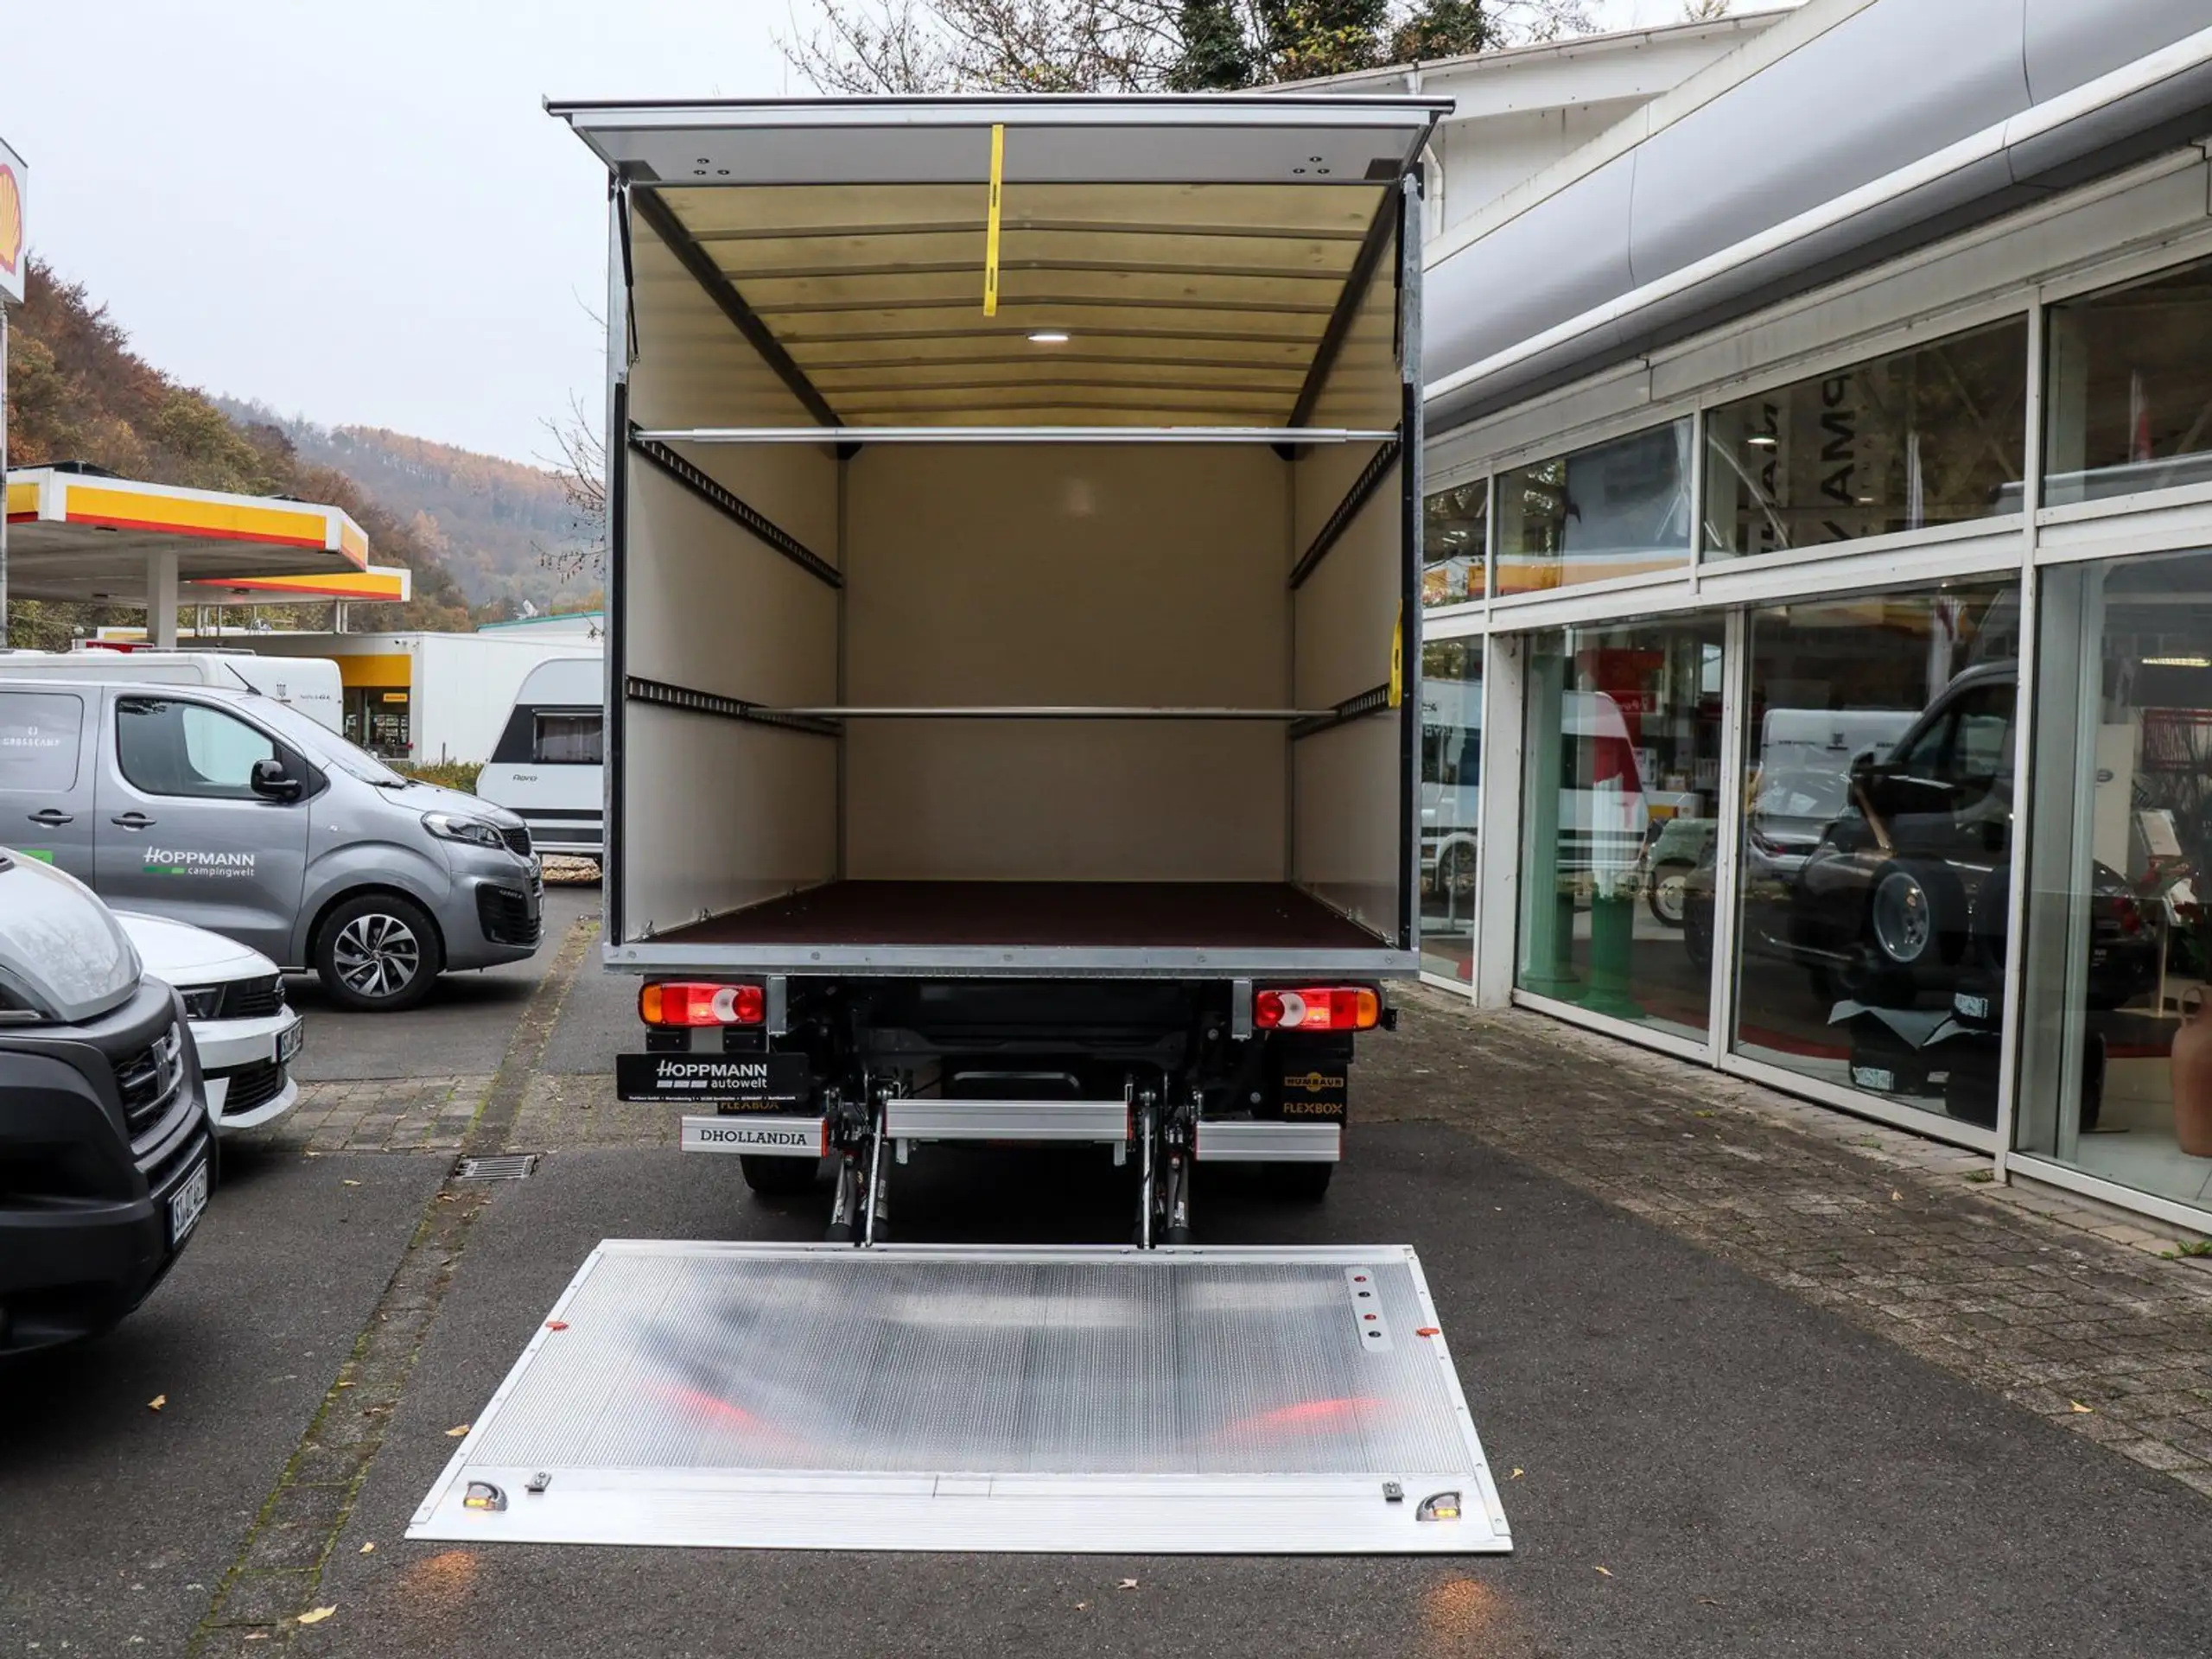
top-left (117, 911), bottom-right (303, 1133)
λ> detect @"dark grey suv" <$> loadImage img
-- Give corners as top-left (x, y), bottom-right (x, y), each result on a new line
top-left (1, 849), bottom-right (214, 1357)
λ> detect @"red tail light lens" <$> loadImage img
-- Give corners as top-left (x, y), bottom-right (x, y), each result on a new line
top-left (1254, 987), bottom-right (1381, 1032)
top-left (640, 982), bottom-right (765, 1027)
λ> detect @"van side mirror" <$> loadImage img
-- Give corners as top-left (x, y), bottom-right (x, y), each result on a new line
top-left (251, 757), bottom-right (302, 802)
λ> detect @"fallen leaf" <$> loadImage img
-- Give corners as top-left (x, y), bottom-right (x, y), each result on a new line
top-left (1510, 1467), bottom-right (1524, 1480)
top-left (148, 1395), bottom-right (167, 1412)
top-left (1698, 1597), bottom-right (1724, 1606)
top-left (445, 1424), bottom-right (471, 1437)
top-left (342, 1179), bottom-right (362, 1187)
top-left (1118, 1579), bottom-right (1138, 1590)
top-left (359, 1541), bottom-right (376, 1554)
top-left (1074, 1602), bottom-right (1090, 1611)
top-left (334, 1381), bottom-right (354, 1389)
top-left (2070, 1401), bottom-right (2094, 1414)
top-left (1594, 1566), bottom-right (1613, 1578)
top-left (296, 1607), bottom-right (336, 1626)
top-left (1891, 1190), bottom-right (1904, 1202)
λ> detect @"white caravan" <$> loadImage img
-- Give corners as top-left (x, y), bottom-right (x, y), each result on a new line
top-left (475, 656), bottom-right (605, 860)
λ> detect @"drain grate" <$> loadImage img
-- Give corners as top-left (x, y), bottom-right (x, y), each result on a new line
top-left (454, 1154), bottom-right (538, 1181)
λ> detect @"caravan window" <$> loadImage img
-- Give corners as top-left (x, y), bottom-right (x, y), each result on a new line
top-left (533, 711), bottom-right (603, 766)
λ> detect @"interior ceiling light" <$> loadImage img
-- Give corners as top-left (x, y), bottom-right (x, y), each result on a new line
top-left (1027, 329), bottom-right (1071, 344)
top-left (1745, 435), bottom-right (1779, 448)
top-left (2145, 656), bottom-right (2212, 668)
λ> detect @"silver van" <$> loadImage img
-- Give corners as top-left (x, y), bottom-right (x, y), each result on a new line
top-left (0, 678), bottom-right (543, 1011)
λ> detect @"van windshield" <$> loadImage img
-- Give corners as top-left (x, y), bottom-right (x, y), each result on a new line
top-left (248, 696), bottom-right (410, 786)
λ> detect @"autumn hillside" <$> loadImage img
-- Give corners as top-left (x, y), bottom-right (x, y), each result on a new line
top-left (1, 258), bottom-right (560, 647)
top-left (217, 403), bottom-right (594, 613)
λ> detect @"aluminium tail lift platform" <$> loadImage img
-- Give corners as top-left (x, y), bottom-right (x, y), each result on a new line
top-left (410, 1242), bottom-right (1512, 1554)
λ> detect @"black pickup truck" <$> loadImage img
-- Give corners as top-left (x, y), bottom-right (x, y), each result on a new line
top-left (1, 848), bottom-right (214, 1357)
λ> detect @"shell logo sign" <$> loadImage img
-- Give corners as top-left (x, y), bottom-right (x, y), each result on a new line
top-left (0, 156), bottom-right (22, 302)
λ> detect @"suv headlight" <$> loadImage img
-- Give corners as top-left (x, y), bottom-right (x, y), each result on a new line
top-left (423, 810), bottom-right (507, 851)
top-left (179, 986), bottom-right (225, 1021)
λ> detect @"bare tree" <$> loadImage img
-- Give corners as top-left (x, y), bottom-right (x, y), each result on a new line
top-left (1487, 0), bottom-right (1595, 40)
top-left (779, 0), bottom-right (1185, 93)
top-left (777, 0), bottom-right (1599, 94)
top-left (535, 389), bottom-right (607, 587)
top-left (1680, 0), bottom-right (1734, 20)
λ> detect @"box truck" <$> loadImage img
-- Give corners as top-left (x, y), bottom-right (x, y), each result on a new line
top-left (576, 94), bottom-right (1441, 1245)
top-left (405, 93), bottom-right (1515, 1562)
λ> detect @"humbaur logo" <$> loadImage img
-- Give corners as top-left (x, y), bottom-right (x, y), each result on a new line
top-left (1285, 1070), bottom-right (1347, 1095)
top-left (143, 848), bottom-right (257, 879)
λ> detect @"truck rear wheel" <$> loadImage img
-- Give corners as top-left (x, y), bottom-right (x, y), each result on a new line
top-left (1264, 1162), bottom-right (1335, 1201)
top-left (740, 1154), bottom-right (820, 1196)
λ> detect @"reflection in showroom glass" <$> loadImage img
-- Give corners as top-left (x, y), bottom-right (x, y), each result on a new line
top-left (1713, 582), bottom-right (2024, 1122)
top-left (1704, 320), bottom-right (2027, 556)
top-left (2021, 548), bottom-right (2212, 1211)
top-left (1420, 639), bottom-right (1482, 984)
top-left (1518, 618), bottom-right (1724, 1043)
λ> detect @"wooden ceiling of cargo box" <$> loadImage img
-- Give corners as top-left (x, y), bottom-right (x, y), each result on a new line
top-left (650, 181), bottom-right (1392, 427)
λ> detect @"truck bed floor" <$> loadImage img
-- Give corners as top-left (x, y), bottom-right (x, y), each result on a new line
top-left (652, 880), bottom-right (1381, 950)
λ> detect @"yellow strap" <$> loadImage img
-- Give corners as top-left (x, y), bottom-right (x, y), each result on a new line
top-left (1389, 602), bottom-right (1404, 708)
top-left (983, 124), bottom-right (1004, 318)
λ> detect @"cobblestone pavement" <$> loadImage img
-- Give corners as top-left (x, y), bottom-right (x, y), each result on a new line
top-left (1373, 987), bottom-right (2212, 1502)
top-left (250, 978), bottom-right (2212, 1502)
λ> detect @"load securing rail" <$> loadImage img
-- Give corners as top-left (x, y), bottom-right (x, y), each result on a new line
top-left (410, 1241), bottom-right (1511, 1555)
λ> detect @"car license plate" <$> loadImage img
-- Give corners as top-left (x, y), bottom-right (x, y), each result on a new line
top-left (169, 1158), bottom-right (210, 1248)
top-left (1852, 1066), bottom-right (1896, 1093)
top-left (277, 1015), bottom-right (305, 1065)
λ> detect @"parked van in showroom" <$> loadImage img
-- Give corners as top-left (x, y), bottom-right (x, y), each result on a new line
top-left (0, 679), bottom-right (543, 1012)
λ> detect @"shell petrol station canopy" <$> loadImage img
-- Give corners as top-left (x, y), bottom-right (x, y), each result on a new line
top-left (3, 466), bottom-right (410, 611)
top-left (550, 96), bottom-right (1450, 430)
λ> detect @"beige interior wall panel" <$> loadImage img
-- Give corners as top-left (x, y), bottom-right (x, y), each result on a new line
top-left (796, 334), bottom-right (1319, 372)
top-left (625, 460), bottom-right (837, 707)
top-left (842, 442), bottom-right (1290, 880)
top-left (621, 709), bottom-right (836, 939)
top-left (844, 444), bottom-right (1285, 706)
top-left (664, 183), bottom-right (983, 238)
top-left (738, 267), bottom-right (1346, 314)
top-left (844, 721), bottom-right (1284, 881)
top-left (776, 302), bottom-right (1330, 348)
top-left (1292, 717), bottom-right (1400, 938)
top-left (1294, 451), bottom-right (1401, 712)
top-left (628, 227), bottom-right (816, 433)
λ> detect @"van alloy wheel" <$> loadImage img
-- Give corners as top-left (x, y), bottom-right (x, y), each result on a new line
top-left (333, 912), bottom-right (423, 999)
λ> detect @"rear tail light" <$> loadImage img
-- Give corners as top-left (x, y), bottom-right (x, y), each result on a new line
top-left (640, 982), bottom-right (765, 1027)
top-left (1254, 987), bottom-right (1381, 1032)
top-left (2113, 894), bottom-right (2144, 937)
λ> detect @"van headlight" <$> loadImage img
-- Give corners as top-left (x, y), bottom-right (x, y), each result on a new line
top-left (179, 986), bottom-right (225, 1020)
top-left (422, 810), bottom-right (507, 851)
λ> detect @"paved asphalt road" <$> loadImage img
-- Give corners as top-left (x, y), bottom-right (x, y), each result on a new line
top-left (6, 882), bottom-right (2211, 1656)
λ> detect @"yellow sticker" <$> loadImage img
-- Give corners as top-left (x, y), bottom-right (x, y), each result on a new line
top-left (983, 124), bottom-right (1004, 318)
top-left (1389, 602), bottom-right (1404, 708)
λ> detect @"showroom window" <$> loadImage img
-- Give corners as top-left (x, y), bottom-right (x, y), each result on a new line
top-left (1516, 616), bottom-right (1724, 1042)
top-left (2046, 257), bottom-right (2212, 506)
top-left (1423, 480), bottom-right (1488, 608)
top-left (1496, 420), bottom-right (1693, 595)
top-left (2019, 548), bottom-right (2212, 1212)
top-left (1727, 582), bottom-right (2022, 1120)
top-left (1704, 318), bottom-right (2029, 556)
top-left (1420, 638), bottom-right (1483, 983)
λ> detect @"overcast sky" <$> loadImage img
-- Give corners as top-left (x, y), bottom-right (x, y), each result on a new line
top-left (3, 0), bottom-right (1739, 467)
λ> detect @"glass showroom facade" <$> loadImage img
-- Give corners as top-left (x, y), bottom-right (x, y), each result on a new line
top-left (1415, 176), bottom-right (2212, 1230)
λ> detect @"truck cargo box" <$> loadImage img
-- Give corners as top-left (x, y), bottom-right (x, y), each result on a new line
top-left (558, 95), bottom-right (1446, 979)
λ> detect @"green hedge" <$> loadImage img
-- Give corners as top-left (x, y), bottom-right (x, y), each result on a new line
top-left (398, 760), bottom-right (482, 794)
